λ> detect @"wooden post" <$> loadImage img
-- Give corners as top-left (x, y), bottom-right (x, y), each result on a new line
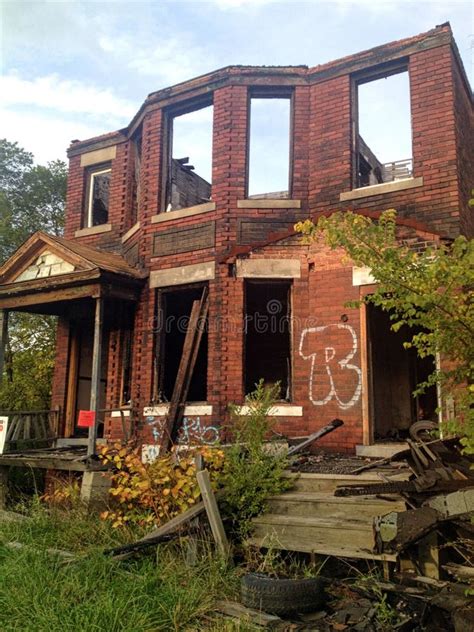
top-left (0, 466), bottom-right (8, 509)
top-left (196, 469), bottom-right (230, 558)
top-left (88, 297), bottom-right (104, 458)
top-left (0, 310), bottom-right (9, 388)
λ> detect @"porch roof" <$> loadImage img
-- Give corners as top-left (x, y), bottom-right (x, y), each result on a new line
top-left (0, 232), bottom-right (146, 310)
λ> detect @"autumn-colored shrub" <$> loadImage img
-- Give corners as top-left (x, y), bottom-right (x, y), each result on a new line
top-left (98, 443), bottom-right (224, 528)
top-left (41, 474), bottom-right (81, 508)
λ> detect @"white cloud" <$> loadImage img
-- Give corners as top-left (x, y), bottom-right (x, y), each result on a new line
top-left (98, 35), bottom-right (214, 86)
top-left (0, 109), bottom-right (109, 165)
top-left (210, 0), bottom-right (273, 7)
top-left (1, 73), bottom-right (137, 122)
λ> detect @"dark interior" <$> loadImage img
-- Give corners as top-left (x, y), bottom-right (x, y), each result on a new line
top-left (158, 285), bottom-right (208, 402)
top-left (368, 304), bottom-right (437, 440)
top-left (244, 280), bottom-right (291, 399)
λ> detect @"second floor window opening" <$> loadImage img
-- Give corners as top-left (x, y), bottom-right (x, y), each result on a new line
top-left (131, 133), bottom-right (142, 225)
top-left (356, 67), bottom-right (412, 188)
top-left (164, 101), bottom-right (213, 212)
top-left (86, 165), bottom-right (111, 227)
top-left (247, 95), bottom-right (291, 199)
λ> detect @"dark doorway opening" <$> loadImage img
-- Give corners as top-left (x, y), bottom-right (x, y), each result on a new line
top-left (155, 285), bottom-right (208, 402)
top-left (72, 324), bottom-right (109, 438)
top-left (368, 304), bottom-right (437, 441)
top-left (244, 280), bottom-right (291, 399)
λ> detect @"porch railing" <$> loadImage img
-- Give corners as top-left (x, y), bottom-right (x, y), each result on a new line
top-left (0, 408), bottom-right (60, 453)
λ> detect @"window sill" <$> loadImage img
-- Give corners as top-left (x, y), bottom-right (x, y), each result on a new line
top-left (121, 221), bottom-right (140, 243)
top-left (236, 404), bottom-right (303, 417)
top-left (339, 177), bottom-right (423, 201)
top-left (143, 404), bottom-right (213, 416)
top-left (111, 409), bottom-right (131, 417)
top-left (75, 223), bottom-right (112, 237)
top-left (237, 199), bottom-right (301, 209)
top-left (151, 202), bottom-right (216, 224)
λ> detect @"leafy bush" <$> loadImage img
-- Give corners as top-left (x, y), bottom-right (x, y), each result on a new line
top-left (99, 443), bottom-right (224, 528)
top-left (221, 380), bottom-right (290, 539)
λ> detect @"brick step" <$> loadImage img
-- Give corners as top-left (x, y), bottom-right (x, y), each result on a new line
top-left (267, 492), bottom-right (406, 519)
top-left (250, 513), bottom-right (387, 557)
top-left (283, 471), bottom-right (409, 493)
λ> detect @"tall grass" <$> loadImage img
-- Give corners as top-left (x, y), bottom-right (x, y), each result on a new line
top-left (0, 502), bottom-right (242, 631)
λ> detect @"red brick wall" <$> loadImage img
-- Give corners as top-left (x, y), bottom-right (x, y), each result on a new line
top-left (54, 29), bottom-right (472, 451)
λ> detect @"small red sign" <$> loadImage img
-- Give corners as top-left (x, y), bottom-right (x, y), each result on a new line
top-left (78, 410), bottom-right (96, 427)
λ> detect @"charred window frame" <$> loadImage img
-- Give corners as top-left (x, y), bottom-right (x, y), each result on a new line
top-left (351, 60), bottom-right (412, 189)
top-left (130, 132), bottom-right (142, 225)
top-left (161, 95), bottom-right (213, 213)
top-left (244, 279), bottom-right (292, 400)
top-left (84, 163), bottom-right (111, 227)
top-left (152, 283), bottom-right (208, 403)
top-left (246, 88), bottom-right (294, 199)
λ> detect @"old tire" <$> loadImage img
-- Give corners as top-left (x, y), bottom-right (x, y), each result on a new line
top-left (241, 573), bottom-right (325, 615)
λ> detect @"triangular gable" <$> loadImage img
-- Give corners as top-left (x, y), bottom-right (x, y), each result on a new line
top-left (14, 250), bottom-right (75, 282)
top-left (0, 232), bottom-right (95, 285)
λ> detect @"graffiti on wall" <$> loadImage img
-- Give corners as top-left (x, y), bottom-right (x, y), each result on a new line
top-left (299, 324), bottom-right (362, 410)
top-left (177, 416), bottom-right (220, 445)
top-left (144, 414), bottom-right (220, 449)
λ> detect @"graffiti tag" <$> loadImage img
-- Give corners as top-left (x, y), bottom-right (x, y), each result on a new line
top-left (299, 324), bottom-right (362, 409)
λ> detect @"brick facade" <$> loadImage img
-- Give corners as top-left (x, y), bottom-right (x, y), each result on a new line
top-left (51, 24), bottom-right (472, 452)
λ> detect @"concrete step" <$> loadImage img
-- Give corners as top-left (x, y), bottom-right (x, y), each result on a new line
top-left (251, 513), bottom-right (376, 552)
top-left (267, 492), bottom-right (406, 519)
top-left (283, 471), bottom-right (409, 493)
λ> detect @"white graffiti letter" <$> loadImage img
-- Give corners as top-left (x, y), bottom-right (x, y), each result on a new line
top-left (299, 324), bottom-right (362, 410)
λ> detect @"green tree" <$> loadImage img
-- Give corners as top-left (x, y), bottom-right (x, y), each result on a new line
top-left (0, 139), bottom-right (66, 263)
top-left (295, 209), bottom-right (473, 450)
top-left (0, 139), bottom-right (67, 411)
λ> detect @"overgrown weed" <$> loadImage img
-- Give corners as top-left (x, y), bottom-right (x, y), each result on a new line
top-left (0, 503), bottom-right (238, 631)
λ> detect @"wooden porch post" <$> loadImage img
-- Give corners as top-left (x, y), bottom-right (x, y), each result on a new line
top-left (0, 310), bottom-right (9, 388)
top-left (88, 298), bottom-right (104, 457)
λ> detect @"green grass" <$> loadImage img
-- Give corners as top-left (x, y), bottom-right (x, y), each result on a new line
top-left (0, 501), bottom-right (247, 632)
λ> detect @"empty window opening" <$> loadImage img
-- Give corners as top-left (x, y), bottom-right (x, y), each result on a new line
top-left (368, 304), bottom-right (437, 441)
top-left (154, 285), bottom-right (208, 402)
top-left (85, 165), bottom-right (111, 227)
top-left (120, 329), bottom-right (133, 406)
top-left (248, 96), bottom-right (291, 199)
top-left (356, 69), bottom-right (412, 188)
top-left (130, 133), bottom-right (142, 225)
top-left (164, 102), bottom-right (213, 211)
top-left (244, 280), bottom-right (291, 399)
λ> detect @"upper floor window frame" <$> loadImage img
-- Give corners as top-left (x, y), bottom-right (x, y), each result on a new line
top-left (246, 87), bottom-right (295, 200)
top-left (160, 93), bottom-right (214, 214)
top-left (351, 59), bottom-right (412, 191)
top-left (84, 162), bottom-right (112, 228)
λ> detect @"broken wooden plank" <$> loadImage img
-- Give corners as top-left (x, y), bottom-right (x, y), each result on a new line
top-left (197, 468), bottom-right (230, 558)
top-left (288, 418), bottom-right (344, 456)
top-left (162, 287), bottom-right (209, 451)
top-left (106, 499), bottom-right (207, 559)
top-left (215, 600), bottom-right (283, 629)
top-left (443, 563), bottom-right (474, 581)
top-left (4, 541), bottom-right (76, 562)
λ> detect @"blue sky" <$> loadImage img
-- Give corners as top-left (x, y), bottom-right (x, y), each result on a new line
top-left (1, 0), bottom-right (472, 167)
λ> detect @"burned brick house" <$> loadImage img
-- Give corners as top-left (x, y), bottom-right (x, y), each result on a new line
top-left (0, 24), bottom-right (472, 460)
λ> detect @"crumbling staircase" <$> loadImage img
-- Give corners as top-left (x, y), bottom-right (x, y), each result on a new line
top-left (248, 472), bottom-right (408, 562)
